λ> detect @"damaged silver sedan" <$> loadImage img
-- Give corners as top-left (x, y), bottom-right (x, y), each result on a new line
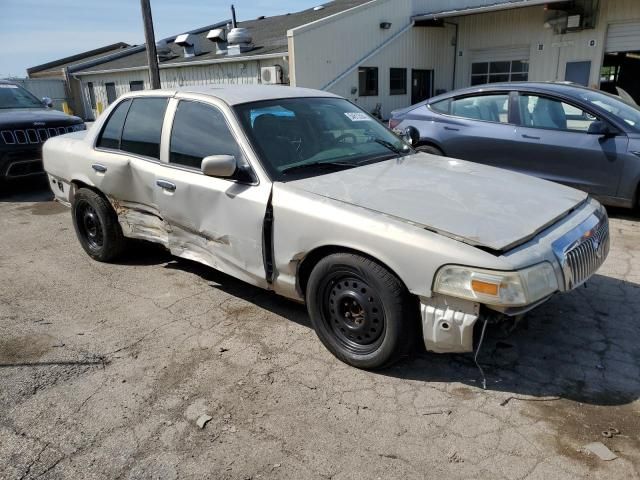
top-left (43, 85), bottom-right (610, 369)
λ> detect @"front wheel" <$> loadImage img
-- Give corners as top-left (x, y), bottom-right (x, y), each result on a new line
top-left (306, 253), bottom-right (416, 369)
top-left (416, 145), bottom-right (444, 156)
top-left (72, 188), bottom-right (125, 262)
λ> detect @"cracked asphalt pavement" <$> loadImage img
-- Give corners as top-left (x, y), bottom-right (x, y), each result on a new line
top-left (1, 178), bottom-right (639, 479)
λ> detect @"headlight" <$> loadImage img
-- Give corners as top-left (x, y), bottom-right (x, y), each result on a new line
top-left (433, 262), bottom-right (558, 306)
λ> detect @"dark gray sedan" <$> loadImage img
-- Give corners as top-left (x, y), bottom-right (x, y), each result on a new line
top-left (390, 82), bottom-right (640, 209)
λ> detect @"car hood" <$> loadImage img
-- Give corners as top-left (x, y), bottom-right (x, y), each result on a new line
top-left (285, 153), bottom-right (588, 252)
top-left (0, 108), bottom-right (81, 128)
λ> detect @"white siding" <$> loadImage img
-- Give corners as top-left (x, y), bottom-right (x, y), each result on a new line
top-left (452, 0), bottom-right (640, 90)
top-left (78, 57), bottom-right (289, 120)
top-left (328, 25), bottom-right (455, 118)
top-left (289, 0), bottom-right (456, 118)
top-left (289, 0), bottom-right (415, 89)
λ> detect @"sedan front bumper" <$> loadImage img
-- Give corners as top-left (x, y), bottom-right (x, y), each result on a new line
top-left (421, 202), bottom-right (610, 354)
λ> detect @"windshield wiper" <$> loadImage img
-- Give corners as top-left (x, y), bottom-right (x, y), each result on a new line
top-left (373, 138), bottom-right (410, 156)
top-left (281, 161), bottom-right (356, 176)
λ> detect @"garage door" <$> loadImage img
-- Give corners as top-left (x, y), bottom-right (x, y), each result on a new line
top-left (606, 22), bottom-right (640, 53)
top-left (470, 46), bottom-right (530, 85)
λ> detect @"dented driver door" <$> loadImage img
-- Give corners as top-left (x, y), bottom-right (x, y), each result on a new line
top-left (153, 98), bottom-right (272, 288)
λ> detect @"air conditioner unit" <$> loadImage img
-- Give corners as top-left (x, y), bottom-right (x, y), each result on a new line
top-left (261, 66), bottom-right (283, 85)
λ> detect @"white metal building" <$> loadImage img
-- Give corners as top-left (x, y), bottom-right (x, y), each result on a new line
top-left (69, 0), bottom-right (640, 120)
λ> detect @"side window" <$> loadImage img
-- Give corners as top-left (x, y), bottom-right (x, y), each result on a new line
top-left (389, 68), bottom-right (407, 95)
top-left (430, 99), bottom-right (451, 114)
top-left (358, 67), bottom-right (379, 96)
top-left (129, 81), bottom-right (144, 92)
top-left (87, 82), bottom-right (96, 109)
top-left (120, 98), bottom-right (168, 159)
top-left (518, 94), bottom-right (598, 132)
top-left (450, 94), bottom-right (510, 123)
top-left (96, 99), bottom-right (131, 150)
top-left (169, 101), bottom-right (244, 169)
top-left (105, 83), bottom-right (117, 104)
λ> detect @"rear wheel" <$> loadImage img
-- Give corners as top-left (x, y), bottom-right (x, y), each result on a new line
top-left (416, 144), bottom-right (444, 156)
top-left (306, 253), bottom-right (416, 369)
top-left (72, 188), bottom-right (125, 262)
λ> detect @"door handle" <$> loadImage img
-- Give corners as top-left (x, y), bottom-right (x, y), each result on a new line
top-left (522, 134), bottom-right (541, 140)
top-left (156, 180), bottom-right (176, 192)
top-left (444, 126), bottom-right (460, 131)
top-left (91, 163), bottom-right (107, 173)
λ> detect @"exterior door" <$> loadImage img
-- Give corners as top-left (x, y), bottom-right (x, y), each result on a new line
top-left (154, 99), bottom-right (271, 287)
top-left (92, 96), bottom-right (172, 242)
top-left (411, 70), bottom-right (432, 105)
top-left (511, 92), bottom-right (627, 197)
top-left (565, 61), bottom-right (591, 86)
top-left (430, 92), bottom-right (520, 168)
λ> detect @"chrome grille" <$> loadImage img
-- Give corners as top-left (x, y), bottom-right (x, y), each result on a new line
top-left (553, 211), bottom-right (610, 290)
top-left (0, 125), bottom-right (82, 145)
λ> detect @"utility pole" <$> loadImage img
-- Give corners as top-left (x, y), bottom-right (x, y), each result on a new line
top-left (140, 0), bottom-right (161, 89)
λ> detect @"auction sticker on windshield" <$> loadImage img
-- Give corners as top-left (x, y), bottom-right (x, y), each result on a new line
top-left (344, 112), bottom-right (371, 121)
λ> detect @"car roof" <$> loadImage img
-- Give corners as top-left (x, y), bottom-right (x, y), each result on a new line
top-left (121, 84), bottom-right (341, 106)
top-left (428, 81), bottom-right (597, 103)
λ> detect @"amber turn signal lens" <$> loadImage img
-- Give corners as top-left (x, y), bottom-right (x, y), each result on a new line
top-left (471, 279), bottom-right (500, 296)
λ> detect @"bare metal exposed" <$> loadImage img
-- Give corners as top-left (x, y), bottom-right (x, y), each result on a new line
top-left (43, 84), bottom-right (609, 369)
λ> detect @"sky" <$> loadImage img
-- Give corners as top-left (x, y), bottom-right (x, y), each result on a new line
top-left (0, 0), bottom-right (322, 77)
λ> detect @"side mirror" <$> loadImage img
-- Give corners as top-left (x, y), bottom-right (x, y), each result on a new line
top-left (588, 120), bottom-right (615, 137)
top-left (41, 97), bottom-right (53, 108)
top-left (201, 155), bottom-right (237, 178)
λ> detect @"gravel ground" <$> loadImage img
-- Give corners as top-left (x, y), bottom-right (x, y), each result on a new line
top-left (1, 178), bottom-right (639, 480)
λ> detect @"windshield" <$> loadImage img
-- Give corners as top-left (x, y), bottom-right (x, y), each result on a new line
top-left (234, 97), bottom-right (411, 180)
top-left (0, 83), bottom-right (44, 109)
top-left (577, 89), bottom-right (640, 133)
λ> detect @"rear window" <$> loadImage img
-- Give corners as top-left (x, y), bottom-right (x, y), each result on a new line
top-left (120, 98), bottom-right (168, 159)
top-left (96, 99), bottom-right (131, 150)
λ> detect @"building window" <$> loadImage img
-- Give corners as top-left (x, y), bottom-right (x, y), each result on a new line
top-left (130, 81), bottom-right (144, 92)
top-left (471, 60), bottom-right (529, 86)
top-left (358, 67), bottom-right (378, 96)
top-left (105, 83), bottom-right (117, 104)
top-left (389, 68), bottom-right (407, 95)
top-left (87, 82), bottom-right (96, 108)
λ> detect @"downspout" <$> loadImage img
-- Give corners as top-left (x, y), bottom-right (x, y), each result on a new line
top-left (444, 21), bottom-right (458, 91)
top-left (321, 20), bottom-right (415, 91)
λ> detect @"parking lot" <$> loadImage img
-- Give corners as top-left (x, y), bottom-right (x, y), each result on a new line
top-left (1, 178), bottom-right (639, 480)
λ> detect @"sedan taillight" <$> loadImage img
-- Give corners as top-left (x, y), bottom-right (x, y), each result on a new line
top-left (388, 118), bottom-right (401, 130)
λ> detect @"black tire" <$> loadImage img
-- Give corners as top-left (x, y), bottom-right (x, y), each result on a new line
top-left (72, 188), bottom-right (125, 262)
top-left (306, 253), bottom-right (416, 369)
top-left (416, 145), bottom-right (444, 156)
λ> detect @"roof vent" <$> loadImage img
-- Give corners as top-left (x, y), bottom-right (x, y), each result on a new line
top-left (155, 39), bottom-right (177, 61)
top-left (227, 28), bottom-right (254, 56)
top-left (174, 33), bottom-right (205, 58)
top-left (226, 5), bottom-right (253, 56)
top-left (206, 28), bottom-right (228, 54)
